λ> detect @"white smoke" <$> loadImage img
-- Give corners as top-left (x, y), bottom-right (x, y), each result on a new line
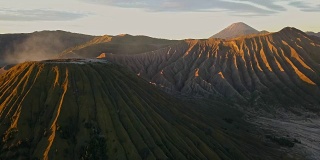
top-left (2, 31), bottom-right (80, 66)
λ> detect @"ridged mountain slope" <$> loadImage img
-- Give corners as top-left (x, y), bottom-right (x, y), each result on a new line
top-left (58, 34), bottom-right (179, 59)
top-left (106, 27), bottom-right (320, 110)
top-left (0, 60), bottom-right (288, 159)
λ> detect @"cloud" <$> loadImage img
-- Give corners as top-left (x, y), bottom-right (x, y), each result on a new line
top-left (0, 8), bottom-right (88, 21)
top-left (82, 0), bottom-right (276, 15)
top-left (288, 1), bottom-right (320, 12)
top-left (80, 0), bottom-right (320, 16)
top-left (230, 0), bottom-right (286, 11)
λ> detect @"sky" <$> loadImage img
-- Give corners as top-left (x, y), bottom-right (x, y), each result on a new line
top-left (0, 0), bottom-right (320, 39)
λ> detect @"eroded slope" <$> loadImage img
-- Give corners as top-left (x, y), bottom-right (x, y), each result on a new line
top-left (106, 28), bottom-right (320, 110)
top-left (0, 60), bottom-right (287, 160)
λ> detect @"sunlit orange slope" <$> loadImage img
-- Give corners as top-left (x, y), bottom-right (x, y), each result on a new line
top-left (106, 27), bottom-right (320, 109)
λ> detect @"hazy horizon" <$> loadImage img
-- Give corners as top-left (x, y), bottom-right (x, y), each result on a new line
top-left (1, 0), bottom-right (320, 39)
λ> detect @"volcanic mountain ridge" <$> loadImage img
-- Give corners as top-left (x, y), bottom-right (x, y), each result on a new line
top-left (105, 27), bottom-right (320, 112)
top-left (58, 34), bottom-right (179, 59)
top-left (0, 59), bottom-right (293, 159)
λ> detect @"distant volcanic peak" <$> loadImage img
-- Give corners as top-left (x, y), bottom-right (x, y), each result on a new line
top-left (227, 22), bottom-right (254, 30)
top-left (211, 22), bottom-right (260, 39)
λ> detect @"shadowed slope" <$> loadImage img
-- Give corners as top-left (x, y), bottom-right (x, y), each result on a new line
top-left (58, 34), bottom-right (179, 59)
top-left (0, 60), bottom-right (289, 160)
top-left (106, 27), bottom-right (320, 110)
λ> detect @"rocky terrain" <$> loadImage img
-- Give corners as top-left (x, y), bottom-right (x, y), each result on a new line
top-left (0, 59), bottom-right (296, 160)
top-left (252, 116), bottom-right (320, 159)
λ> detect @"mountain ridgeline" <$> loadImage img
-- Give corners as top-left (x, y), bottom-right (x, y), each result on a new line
top-left (58, 34), bottom-right (179, 59)
top-left (105, 27), bottom-right (320, 110)
top-left (0, 60), bottom-right (288, 159)
top-left (306, 31), bottom-right (320, 38)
